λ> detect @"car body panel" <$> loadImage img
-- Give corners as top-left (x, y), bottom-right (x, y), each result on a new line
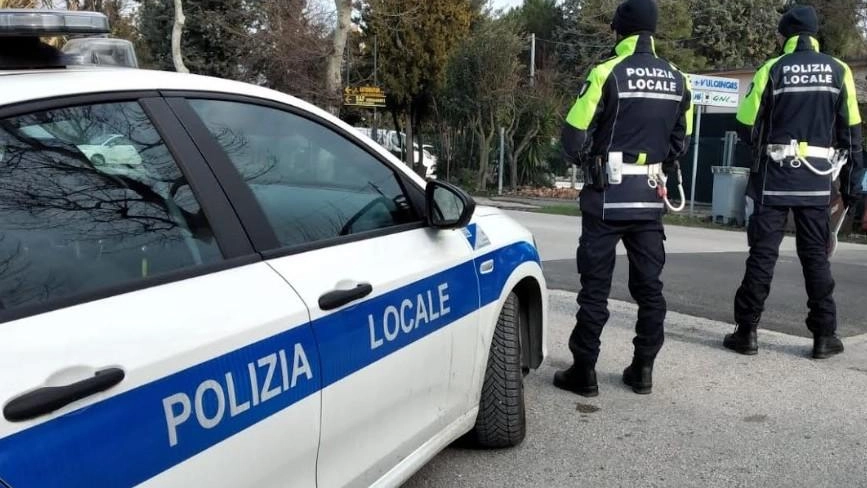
top-left (0, 263), bottom-right (321, 488)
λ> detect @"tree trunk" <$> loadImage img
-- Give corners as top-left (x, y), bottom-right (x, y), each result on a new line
top-left (509, 152), bottom-right (518, 191)
top-left (476, 121), bottom-right (495, 192)
top-left (404, 111), bottom-right (414, 169)
top-left (416, 121), bottom-right (426, 178)
top-left (510, 125), bottom-right (539, 190)
top-left (172, 0), bottom-right (189, 74)
top-left (390, 108), bottom-right (402, 158)
top-left (325, 0), bottom-right (352, 115)
top-left (391, 109), bottom-right (402, 137)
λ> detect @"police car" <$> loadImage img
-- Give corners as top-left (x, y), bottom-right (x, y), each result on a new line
top-left (0, 10), bottom-right (548, 488)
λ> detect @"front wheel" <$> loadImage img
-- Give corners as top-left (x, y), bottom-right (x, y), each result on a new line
top-left (467, 292), bottom-right (526, 448)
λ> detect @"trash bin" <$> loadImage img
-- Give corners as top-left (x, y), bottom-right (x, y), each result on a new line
top-left (711, 166), bottom-right (750, 226)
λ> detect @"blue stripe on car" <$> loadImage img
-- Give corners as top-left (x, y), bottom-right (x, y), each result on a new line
top-left (0, 241), bottom-right (539, 488)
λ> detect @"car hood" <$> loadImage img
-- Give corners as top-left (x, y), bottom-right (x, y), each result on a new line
top-left (472, 205), bottom-right (503, 218)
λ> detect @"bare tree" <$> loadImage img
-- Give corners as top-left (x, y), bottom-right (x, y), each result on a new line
top-left (172, 0), bottom-right (189, 73)
top-left (250, 0), bottom-right (332, 106)
top-left (325, 0), bottom-right (353, 114)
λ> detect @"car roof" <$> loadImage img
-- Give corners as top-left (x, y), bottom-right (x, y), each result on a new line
top-left (0, 66), bottom-right (315, 112)
top-left (0, 66), bottom-right (426, 186)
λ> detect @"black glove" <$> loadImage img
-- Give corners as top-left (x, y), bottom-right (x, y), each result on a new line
top-left (842, 192), bottom-right (858, 208)
top-left (662, 160), bottom-right (679, 178)
top-left (561, 146), bottom-right (581, 168)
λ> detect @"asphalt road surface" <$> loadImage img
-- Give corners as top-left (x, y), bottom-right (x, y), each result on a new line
top-left (404, 290), bottom-right (867, 487)
top-left (509, 211), bottom-right (867, 338)
top-left (402, 210), bottom-right (867, 487)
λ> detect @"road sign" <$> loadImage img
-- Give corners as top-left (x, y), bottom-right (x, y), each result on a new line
top-left (684, 74), bottom-right (742, 214)
top-left (344, 86), bottom-right (386, 108)
top-left (689, 74), bottom-right (740, 107)
top-left (692, 90), bottom-right (739, 108)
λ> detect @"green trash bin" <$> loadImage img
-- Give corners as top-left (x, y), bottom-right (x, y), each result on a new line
top-left (711, 166), bottom-right (750, 226)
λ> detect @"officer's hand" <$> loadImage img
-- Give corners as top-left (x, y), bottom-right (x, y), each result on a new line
top-left (842, 192), bottom-right (858, 208)
top-left (662, 160), bottom-right (678, 178)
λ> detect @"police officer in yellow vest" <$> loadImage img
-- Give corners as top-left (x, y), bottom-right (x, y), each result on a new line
top-left (726, 5), bottom-right (864, 359)
top-left (553, 0), bottom-right (693, 396)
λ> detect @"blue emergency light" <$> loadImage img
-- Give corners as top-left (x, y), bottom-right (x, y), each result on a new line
top-left (62, 37), bottom-right (138, 68)
top-left (0, 9), bottom-right (109, 37)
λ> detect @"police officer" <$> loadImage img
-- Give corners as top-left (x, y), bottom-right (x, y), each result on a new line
top-left (553, 0), bottom-right (693, 396)
top-left (726, 5), bottom-right (864, 359)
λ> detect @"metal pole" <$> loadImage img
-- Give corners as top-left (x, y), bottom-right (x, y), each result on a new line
top-left (530, 33), bottom-right (536, 87)
top-left (689, 104), bottom-right (703, 216)
top-left (498, 127), bottom-right (505, 195)
top-left (373, 36), bottom-right (378, 140)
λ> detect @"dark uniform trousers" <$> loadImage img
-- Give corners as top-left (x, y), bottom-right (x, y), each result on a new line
top-left (734, 204), bottom-right (836, 336)
top-left (569, 215), bottom-right (666, 366)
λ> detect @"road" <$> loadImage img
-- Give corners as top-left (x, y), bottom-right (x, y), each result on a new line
top-left (512, 210), bottom-right (867, 338)
top-left (403, 210), bottom-right (867, 487)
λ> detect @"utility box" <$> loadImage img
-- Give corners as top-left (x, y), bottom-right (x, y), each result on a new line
top-left (711, 166), bottom-right (750, 225)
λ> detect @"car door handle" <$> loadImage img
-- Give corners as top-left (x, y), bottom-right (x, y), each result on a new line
top-left (4, 367), bottom-right (125, 422)
top-left (318, 283), bottom-right (373, 311)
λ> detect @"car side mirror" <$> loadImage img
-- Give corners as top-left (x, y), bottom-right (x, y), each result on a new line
top-left (425, 180), bottom-right (475, 230)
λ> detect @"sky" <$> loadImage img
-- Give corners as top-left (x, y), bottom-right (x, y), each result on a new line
top-left (491, 0), bottom-right (524, 11)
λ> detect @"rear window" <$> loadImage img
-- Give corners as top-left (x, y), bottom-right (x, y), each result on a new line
top-left (0, 101), bottom-right (223, 315)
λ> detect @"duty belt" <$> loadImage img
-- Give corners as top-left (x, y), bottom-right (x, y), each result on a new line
top-left (620, 162), bottom-right (662, 175)
top-left (766, 140), bottom-right (848, 178)
top-left (616, 162), bottom-right (686, 212)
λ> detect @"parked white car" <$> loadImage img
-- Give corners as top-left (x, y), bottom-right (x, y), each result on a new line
top-left (354, 127), bottom-right (437, 179)
top-left (0, 9), bottom-right (548, 488)
top-left (75, 133), bottom-right (143, 167)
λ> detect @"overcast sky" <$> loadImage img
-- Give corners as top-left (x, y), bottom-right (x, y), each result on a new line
top-left (491, 0), bottom-right (524, 12)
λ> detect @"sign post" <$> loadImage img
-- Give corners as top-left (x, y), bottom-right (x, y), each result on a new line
top-left (689, 105), bottom-right (703, 215)
top-left (686, 74), bottom-right (741, 215)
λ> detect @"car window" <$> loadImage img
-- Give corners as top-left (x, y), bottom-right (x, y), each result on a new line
top-left (187, 99), bottom-right (420, 248)
top-left (0, 101), bottom-right (223, 314)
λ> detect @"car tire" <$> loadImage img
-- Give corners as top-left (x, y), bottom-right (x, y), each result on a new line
top-left (467, 291), bottom-right (526, 448)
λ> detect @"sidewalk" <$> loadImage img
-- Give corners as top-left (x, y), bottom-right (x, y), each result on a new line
top-left (475, 195), bottom-right (715, 218)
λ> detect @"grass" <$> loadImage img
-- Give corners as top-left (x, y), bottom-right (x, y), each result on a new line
top-left (527, 204), bottom-right (867, 243)
top-left (528, 204), bottom-right (723, 228)
top-left (528, 204), bottom-right (581, 217)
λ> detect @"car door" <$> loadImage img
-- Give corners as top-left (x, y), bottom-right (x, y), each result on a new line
top-left (0, 96), bottom-right (320, 488)
top-left (172, 95), bottom-right (481, 487)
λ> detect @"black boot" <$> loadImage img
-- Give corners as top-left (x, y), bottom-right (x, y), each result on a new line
top-left (813, 335), bottom-right (844, 359)
top-left (622, 357), bottom-right (653, 395)
top-left (553, 364), bottom-right (598, 397)
top-left (723, 324), bottom-right (758, 355)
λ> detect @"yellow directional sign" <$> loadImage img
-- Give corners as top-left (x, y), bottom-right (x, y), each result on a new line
top-left (344, 86), bottom-right (386, 108)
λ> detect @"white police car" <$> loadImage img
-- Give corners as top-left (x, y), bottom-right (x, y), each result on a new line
top-left (0, 10), bottom-right (548, 488)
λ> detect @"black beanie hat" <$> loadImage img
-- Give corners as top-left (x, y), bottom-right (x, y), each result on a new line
top-left (611, 0), bottom-right (658, 36)
top-left (778, 5), bottom-right (819, 38)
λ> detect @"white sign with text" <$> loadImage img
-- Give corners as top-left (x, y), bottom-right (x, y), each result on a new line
top-left (689, 74), bottom-right (740, 107)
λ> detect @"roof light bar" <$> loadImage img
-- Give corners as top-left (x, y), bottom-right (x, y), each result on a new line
top-left (62, 38), bottom-right (139, 68)
top-left (0, 9), bottom-right (110, 37)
